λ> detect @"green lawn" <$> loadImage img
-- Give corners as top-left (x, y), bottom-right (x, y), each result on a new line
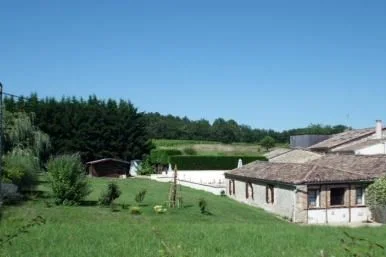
top-left (1, 177), bottom-right (385, 257)
top-left (153, 139), bottom-right (267, 156)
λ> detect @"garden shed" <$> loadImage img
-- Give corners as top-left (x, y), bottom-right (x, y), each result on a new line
top-left (86, 158), bottom-right (131, 177)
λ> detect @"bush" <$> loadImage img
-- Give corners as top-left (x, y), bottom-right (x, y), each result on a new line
top-left (367, 176), bottom-right (386, 210)
top-left (169, 155), bottom-right (267, 170)
top-left (198, 198), bottom-right (207, 214)
top-left (135, 189), bottom-right (147, 204)
top-left (99, 182), bottom-right (121, 206)
top-left (47, 154), bottom-right (91, 205)
top-left (260, 136), bottom-right (275, 151)
top-left (130, 206), bottom-right (141, 215)
top-left (182, 147), bottom-right (197, 155)
top-left (220, 190), bottom-right (226, 197)
top-left (3, 148), bottom-right (39, 191)
top-left (149, 149), bottom-right (182, 165)
top-left (137, 157), bottom-right (154, 175)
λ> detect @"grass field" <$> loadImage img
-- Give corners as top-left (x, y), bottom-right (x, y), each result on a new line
top-left (1, 177), bottom-right (385, 257)
top-left (152, 139), bottom-right (271, 156)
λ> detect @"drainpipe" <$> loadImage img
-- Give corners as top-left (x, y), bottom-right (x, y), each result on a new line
top-left (292, 186), bottom-right (297, 222)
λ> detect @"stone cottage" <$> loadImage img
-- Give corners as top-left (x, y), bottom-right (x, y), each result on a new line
top-left (225, 154), bottom-right (386, 224)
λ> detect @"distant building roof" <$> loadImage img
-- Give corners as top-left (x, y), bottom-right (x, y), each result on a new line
top-left (86, 158), bottom-right (131, 165)
top-left (269, 149), bottom-right (322, 164)
top-left (308, 128), bottom-right (379, 151)
top-left (264, 148), bottom-right (292, 159)
top-left (226, 154), bottom-right (386, 185)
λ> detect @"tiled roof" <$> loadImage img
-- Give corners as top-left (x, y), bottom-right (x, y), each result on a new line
top-left (225, 154), bottom-right (386, 185)
top-left (333, 140), bottom-right (385, 152)
top-left (269, 149), bottom-right (322, 163)
top-left (308, 128), bottom-right (376, 150)
top-left (264, 148), bottom-right (292, 159)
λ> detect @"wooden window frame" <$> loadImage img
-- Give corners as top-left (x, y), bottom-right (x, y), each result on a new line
top-left (245, 182), bottom-right (254, 200)
top-left (266, 184), bottom-right (274, 204)
top-left (307, 189), bottom-right (320, 208)
top-left (355, 186), bottom-right (365, 206)
top-left (330, 187), bottom-right (346, 207)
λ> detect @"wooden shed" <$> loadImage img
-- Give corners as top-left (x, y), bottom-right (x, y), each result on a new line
top-left (86, 158), bottom-right (131, 177)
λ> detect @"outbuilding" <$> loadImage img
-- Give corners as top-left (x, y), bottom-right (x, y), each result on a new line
top-left (86, 158), bottom-right (131, 178)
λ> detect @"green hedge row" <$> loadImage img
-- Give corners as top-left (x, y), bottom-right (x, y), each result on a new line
top-left (149, 149), bottom-right (183, 165)
top-left (169, 155), bottom-right (267, 170)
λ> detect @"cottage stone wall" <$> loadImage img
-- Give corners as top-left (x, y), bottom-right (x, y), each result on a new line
top-left (226, 178), bottom-right (296, 220)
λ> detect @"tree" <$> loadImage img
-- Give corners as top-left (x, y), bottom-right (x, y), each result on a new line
top-left (260, 136), bottom-right (275, 151)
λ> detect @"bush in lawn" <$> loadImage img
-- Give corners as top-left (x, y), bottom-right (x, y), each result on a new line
top-left (47, 154), bottom-right (91, 205)
top-left (3, 147), bottom-right (39, 191)
top-left (260, 136), bottom-right (275, 151)
top-left (130, 206), bottom-right (141, 215)
top-left (135, 189), bottom-right (147, 204)
top-left (182, 147), bottom-right (197, 155)
top-left (367, 176), bottom-right (386, 222)
top-left (169, 155), bottom-right (267, 170)
top-left (99, 182), bottom-right (121, 206)
top-left (220, 190), bottom-right (226, 197)
top-left (198, 198), bottom-right (207, 214)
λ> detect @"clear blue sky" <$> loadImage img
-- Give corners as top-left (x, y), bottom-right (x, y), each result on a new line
top-left (1, 0), bottom-right (385, 131)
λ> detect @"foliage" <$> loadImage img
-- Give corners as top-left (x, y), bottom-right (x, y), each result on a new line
top-left (129, 206), bottom-right (141, 215)
top-left (220, 190), bottom-right (226, 197)
top-left (198, 198), bottom-right (207, 214)
top-left (182, 147), bottom-right (197, 155)
top-left (5, 95), bottom-right (152, 162)
top-left (367, 176), bottom-right (386, 210)
top-left (99, 182), bottom-right (121, 206)
top-left (134, 189), bottom-right (147, 204)
top-left (169, 155), bottom-right (267, 170)
top-left (145, 112), bottom-right (348, 144)
top-left (149, 149), bottom-right (182, 165)
top-left (47, 154), bottom-right (91, 205)
top-left (2, 148), bottom-right (39, 191)
top-left (153, 205), bottom-right (167, 214)
top-left (260, 136), bottom-right (275, 151)
top-left (137, 157), bottom-right (154, 175)
top-left (4, 111), bottom-right (50, 165)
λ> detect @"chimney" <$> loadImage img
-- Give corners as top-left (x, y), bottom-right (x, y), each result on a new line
top-left (376, 120), bottom-right (383, 139)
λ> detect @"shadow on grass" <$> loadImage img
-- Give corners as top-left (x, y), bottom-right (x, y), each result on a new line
top-left (138, 204), bottom-right (149, 207)
top-left (201, 210), bottom-right (214, 216)
top-left (183, 204), bottom-right (194, 209)
top-left (79, 200), bottom-right (99, 207)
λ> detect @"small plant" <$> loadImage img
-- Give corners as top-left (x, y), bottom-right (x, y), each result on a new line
top-left (99, 182), bottom-right (121, 206)
top-left (130, 206), bottom-right (141, 215)
top-left (198, 198), bottom-right (207, 214)
top-left (135, 189), bottom-right (147, 204)
top-left (220, 190), bottom-right (226, 197)
top-left (153, 205), bottom-right (167, 214)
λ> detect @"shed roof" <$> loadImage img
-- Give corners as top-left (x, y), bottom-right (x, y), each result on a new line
top-left (226, 154), bottom-right (386, 185)
top-left (264, 148), bottom-right (292, 159)
top-left (86, 158), bottom-right (131, 165)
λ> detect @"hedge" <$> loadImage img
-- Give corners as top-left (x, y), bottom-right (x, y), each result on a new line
top-left (169, 155), bottom-right (267, 170)
top-left (149, 149), bottom-right (183, 165)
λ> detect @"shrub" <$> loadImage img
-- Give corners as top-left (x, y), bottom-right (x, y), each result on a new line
top-left (149, 149), bottom-right (182, 165)
top-left (198, 198), bottom-right (207, 214)
top-left (47, 154), bottom-right (91, 205)
top-left (135, 189), bottom-right (147, 204)
top-left (220, 190), bottom-right (226, 197)
top-left (99, 182), bottom-right (121, 206)
top-left (153, 205), bottom-right (167, 214)
top-left (137, 157), bottom-right (154, 175)
top-left (367, 176), bottom-right (386, 210)
top-left (169, 155), bottom-right (267, 170)
top-left (130, 206), bottom-right (141, 215)
top-left (3, 148), bottom-right (39, 191)
top-left (260, 136), bottom-right (275, 151)
top-left (182, 147), bottom-right (197, 155)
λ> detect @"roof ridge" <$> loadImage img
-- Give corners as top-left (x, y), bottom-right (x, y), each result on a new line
top-left (302, 163), bottom-right (320, 182)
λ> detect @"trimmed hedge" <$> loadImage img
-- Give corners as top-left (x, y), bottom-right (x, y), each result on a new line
top-left (169, 155), bottom-right (267, 170)
top-left (149, 149), bottom-right (183, 165)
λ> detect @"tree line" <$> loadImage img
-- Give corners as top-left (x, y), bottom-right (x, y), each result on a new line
top-left (145, 112), bottom-right (348, 144)
top-left (4, 94), bottom-right (348, 161)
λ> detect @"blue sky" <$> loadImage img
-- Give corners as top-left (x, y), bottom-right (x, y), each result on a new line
top-left (1, 0), bottom-right (385, 131)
